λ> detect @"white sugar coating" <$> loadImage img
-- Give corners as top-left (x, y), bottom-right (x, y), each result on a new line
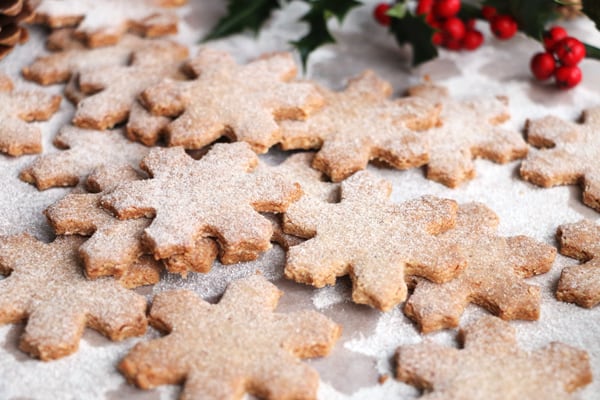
top-left (152, 245), bottom-right (286, 301)
top-left (1, 2), bottom-right (600, 399)
top-left (35, 0), bottom-right (179, 31)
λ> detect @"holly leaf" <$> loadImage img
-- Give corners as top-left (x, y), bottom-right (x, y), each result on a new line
top-left (389, 12), bottom-right (438, 66)
top-left (582, 0), bottom-right (600, 31)
top-left (483, 0), bottom-right (557, 38)
top-left (291, 0), bottom-right (361, 68)
top-left (204, 0), bottom-right (281, 41)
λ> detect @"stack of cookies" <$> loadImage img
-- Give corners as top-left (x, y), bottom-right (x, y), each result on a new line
top-left (0, 2), bottom-right (598, 399)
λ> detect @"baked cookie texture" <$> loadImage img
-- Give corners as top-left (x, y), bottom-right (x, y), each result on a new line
top-left (138, 48), bottom-right (324, 152)
top-left (408, 82), bottom-right (528, 187)
top-left (101, 143), bottom-right (302, 264)
top-left (263, 152), bottom-right (340, 250)
top-left (44, 165), bottom-right (162, 287)
top-left (396, 316), bottom-right (592, 400)
top-left (280, 70), bottom-right (440, 182)
top-left (32, 0), bottom-right (185, 47)
top-left (22, 31), bottom-right (182, 85)
top-left (0, 73), bottom-right (61, 156)
top-left (405, 202), bottom-right (556, 333)
top-left (556, 219), bottom-right (600, 308)
top-left (120, 275), bottom-right (341, 400)
top-left (521, 107), bottom-right (600, 212)
top-left (283, 170), bottom-right (466, 311)
top-left (20, 126), bottom-right (150, 190)
top-left (0, 234), bottom-right (148, 360)
top-left (71, 41), bottom-right (189, 130)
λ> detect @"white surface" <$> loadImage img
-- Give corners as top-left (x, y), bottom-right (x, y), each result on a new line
top-left (1, 1), bottom-right (600, 399)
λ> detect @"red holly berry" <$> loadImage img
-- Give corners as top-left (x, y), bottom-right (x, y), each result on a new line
top-left (466, 19), bottom-right (476, 30)
top-left (442, 17), bottom-right (466, 41)
top-left (530, 52), bottom-right (556, 81)
top-left (553, 37), bottom-right (586, 66)
top-left (490, 15), bottom-right (518, 40)
top-left (373, 3), bottom-right (391, 26)
top-left (481, 5), bottom-right (497, 21)
top-left (543, 26), bottom-right (568, 52)
top-left (417, 0), bottom-right (434, 15)
top-left (432, 31), bottom-right (444, 46)
top-left (462, 29), bottom-right (484, 50)
top-left (433, 0), bottom-right (461, 19)
top-left (555, 65), bottom-right (582, 89)
top-left (443, 36), bottom-right (463, 50)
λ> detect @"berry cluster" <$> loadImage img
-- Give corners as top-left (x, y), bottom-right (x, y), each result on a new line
top-left (530, 26), bottom-right (586, 89)
top-left (417, 0), bottom-right (484, 51)
top-left (481, 6), bottom-right (518, 40)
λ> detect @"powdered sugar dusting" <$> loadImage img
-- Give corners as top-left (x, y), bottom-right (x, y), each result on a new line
top-left (1, 1), bottom-right (600, 399)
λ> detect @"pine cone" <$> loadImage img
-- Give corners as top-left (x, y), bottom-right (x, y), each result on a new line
top-left (0, 0), bottom-right (34, 60)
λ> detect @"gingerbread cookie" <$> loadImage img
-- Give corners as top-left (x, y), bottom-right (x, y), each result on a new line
top-left (396, 316), bottom-right (592, 399)
top-left (125, 99), bottom-right (172, 146)
top-left (44, 165), bottom-right (161, 284)
top-left (120, 275), bottom-right (341, 399)
top-left (404, 202), bottom-right (556, 333)
top-left (279, 70), bottom-right (440, 182)
top-left (520, 107), bottom-right (600, 212)
top-left (0, 234), bottom-right (147, 360)
top-left (22, 33), bottom-right (182, 85)
top-left (72, 44), bottom-right (189, 130)
top-left (265, 152), bottom-right (340, 250)
top-left (33, 0), bottom-right (185, 47)
top-left (0, 74), bottom-right (62, 156)
top-left (20, 126), bottom-right (150, 190)
top-left (136, 48), bottom-right (324, 152)
top-left (408, 82), bottom-right (528, 188)
top-left (283, 170), bottom-right (465, 311)
top-left (101, 143), bottom-right (302, 265)
top-left (556, 219), bottom-right (600, 308)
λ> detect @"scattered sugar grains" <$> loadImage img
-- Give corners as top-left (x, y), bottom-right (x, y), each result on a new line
top-left (1, 2), bottom-right (600, 400)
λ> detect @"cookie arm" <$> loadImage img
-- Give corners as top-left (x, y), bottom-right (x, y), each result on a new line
top-left (395, 341), bottom-right (459, 391)
top-left (44, 193), bottom-right (105, 235)
top-left (100, 180), bottom-right (158, 219)
top-left (526, 115), bottom-right (579, 148)
top-left (426, 148), bottom-right (477, 188)
top-left (285, 238), bottom-right (350, 288)
top-left (12, 91), bottom-right (61, 121)
top-left (79, 218), bottom-right (149, 278)
top-left (0, 280), bottom-right (29, 324)
top-left (246, 355), bottom-right (320, 400)
top-left (0, 117), bottom-right (42, 156)
top-left (276, 310), bottom-right (341, 358)
top-left (556, 258), bottom-right (600, 308)
top-left (312, 133), bottom-right (372, 182)
top-left (533, 342), bottom-right (592, 393)
top-left (404, 278), bottom-right (470, 333)
top-left (247, 172), bottom-right (302, 213)
top-left (119, 336), bottom-right (190, 390)
top-left (351, 253), bottom-right (410, 310)
top-left (140, 79), bottom-right (190, 117)
top-left (218, 275), bottom-right (282, 312)
top-left (20, 304), bottom-right (87, 360)
top-left (520, 148), bottom-right (582, 188)
top-left (473, 126), bottom-right (528, 163)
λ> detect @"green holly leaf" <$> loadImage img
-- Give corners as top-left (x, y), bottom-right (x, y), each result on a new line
top-left (203, 0), bottom-right (281, 41)
top-left (483, 0), bottom-right (557, 38)
top-left (389, 12), bottom-right (438, 66)
top-left (291, 0), bottom-right (361, 68)
top-left (582, 0), bottom-right (600, 31)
